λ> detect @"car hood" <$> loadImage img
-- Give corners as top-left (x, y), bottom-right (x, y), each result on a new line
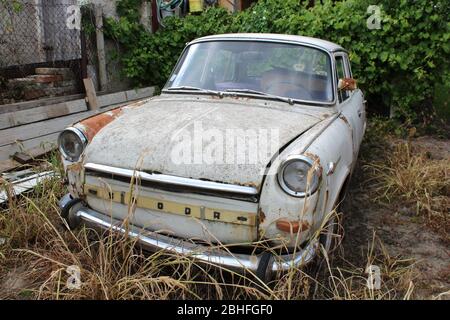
top-left (84, 95), bottom-right (335, 190)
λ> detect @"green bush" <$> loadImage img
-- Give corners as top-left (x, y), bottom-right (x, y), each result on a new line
top-left (105, 0), bottom-right (449, 122)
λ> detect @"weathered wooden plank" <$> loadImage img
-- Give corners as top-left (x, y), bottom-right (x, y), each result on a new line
top-left (125, 87), bottom-right (156, 101)
top-left (0, 132), bottom-right (59, 161)
top-left (98, 91), bottom-right (127, 108)
top-left (0, 96), bottom-right (151, 173)
top-left (0, 159), bottom-right (21, 173)
top-left (0, 113), bottom-right (86, 147)
top-left (83, 78), bottom-right (99, 110)
top-left (0, 102), bottom-right (125, 148)
top-left (0, 93), bottom-right (85, 114)
top-left (13, 152), bottom-right (33, 164)
top-left (0, 99), bottom-right (87, 130)
top-left (95, 5), bottom-right (107, 91)
top-left (0, 85), bottom-right (155, 118)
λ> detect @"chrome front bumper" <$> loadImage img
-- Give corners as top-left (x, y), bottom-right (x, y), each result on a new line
top-left (59, 194), bottom-right (317, 275)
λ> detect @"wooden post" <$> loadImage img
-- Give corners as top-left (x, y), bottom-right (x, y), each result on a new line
top-left (140, 1), bottom-right (152, 32)
top-left (83, 78), bottom-right (99, 111)
top-left (95, 4), bottom-right (107, 92)
top-left (80, 30), bottom-right (88, 81)
top-left (151, 0), bottom-right (159, 33)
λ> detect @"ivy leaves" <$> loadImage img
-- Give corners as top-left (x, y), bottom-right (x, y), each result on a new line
top-left (106, 0), bottom-right (449, 122)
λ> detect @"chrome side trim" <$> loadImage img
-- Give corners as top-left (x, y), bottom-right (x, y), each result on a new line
top-left (73, 205), bottom-right (317, 273)
top-left (84, 163), bottom-right (259, 196)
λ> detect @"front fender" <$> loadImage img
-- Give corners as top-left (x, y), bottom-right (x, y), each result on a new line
top-left (258, 112), bottom-right (354, 248)
top-left (61, 100), bottom-right (149, 197)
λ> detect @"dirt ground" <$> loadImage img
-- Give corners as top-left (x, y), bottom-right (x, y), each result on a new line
top-left (342, 136), bottom-right (449, 299)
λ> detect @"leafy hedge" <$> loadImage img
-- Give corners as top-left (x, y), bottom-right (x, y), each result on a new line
top-left (105, 0), bottom-right (449, 121)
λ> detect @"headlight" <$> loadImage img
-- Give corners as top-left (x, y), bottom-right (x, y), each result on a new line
top-left (277, 155), bottom-right (321, 197)
top-left (58, 127), bottom-right (87, 162)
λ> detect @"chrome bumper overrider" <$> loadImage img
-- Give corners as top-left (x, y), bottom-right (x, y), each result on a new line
top-left (59, 194), bottom-right (317, 274)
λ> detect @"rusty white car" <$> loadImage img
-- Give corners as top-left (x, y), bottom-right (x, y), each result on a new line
top-left (59, 34), bottom-right (366, 281)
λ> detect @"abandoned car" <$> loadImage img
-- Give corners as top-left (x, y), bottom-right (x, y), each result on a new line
top-left (59, 34), bottom-right (366, 280)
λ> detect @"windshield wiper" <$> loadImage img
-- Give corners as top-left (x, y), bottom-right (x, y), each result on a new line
top-left (225, 88), bottom-right (294, 105)
top-left (166, 86), bottom-right (222, 96)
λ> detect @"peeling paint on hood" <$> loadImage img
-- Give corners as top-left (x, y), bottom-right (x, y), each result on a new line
top-left (84, 95), bottom-right (335, 190)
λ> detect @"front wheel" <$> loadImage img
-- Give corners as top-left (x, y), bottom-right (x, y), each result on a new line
top-left (255, 251), bottom-right (273, 284)
top-left (319, 181), bottom-right (349, 257)
top-left (60, 197), bottom-right (83, 230)
top-left (319, 214), bottom-right (341, 255)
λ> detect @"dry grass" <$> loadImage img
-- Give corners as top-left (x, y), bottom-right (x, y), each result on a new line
top-left (3, 122), bottom-right (446, 300)
top-left (0, 165), bottom-right (417, 300)
top-left (364, 140), bottom-right (450, 240)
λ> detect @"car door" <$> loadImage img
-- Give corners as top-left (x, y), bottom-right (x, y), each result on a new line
top-left (334, 52), bottom-right (365, 155)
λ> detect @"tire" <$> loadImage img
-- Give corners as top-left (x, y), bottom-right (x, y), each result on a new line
top-left (320, 183), bottom-right (348, 255)
top-left (255, 251), bottom-right (273, 284)
top-left (319, 215), bottom-right (338, 254)
top-left (60, 198), bottom-right (82, 230)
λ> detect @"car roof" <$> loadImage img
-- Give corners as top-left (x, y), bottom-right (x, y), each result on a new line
top-left (190, 33), bottom-right (346, 53)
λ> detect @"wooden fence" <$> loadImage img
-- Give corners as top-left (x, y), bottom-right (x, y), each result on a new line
top-left (0, 86), bottom-right (155, 173)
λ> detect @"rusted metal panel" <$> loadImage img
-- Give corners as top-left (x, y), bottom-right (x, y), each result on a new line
top-left (74, 98), bottom-right (150, 141)
top-left (83, 95), bottom-right (332, 190)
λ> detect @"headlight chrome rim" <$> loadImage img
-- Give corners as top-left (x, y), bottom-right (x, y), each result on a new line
top-left (58, 127), bottom-right (88, 162)
top-left (277, 155), bottom-right (321, 197)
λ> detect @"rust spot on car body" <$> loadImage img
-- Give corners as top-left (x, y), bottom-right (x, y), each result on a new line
top-left (74, 101), bottom-right (146, 142)
top-left (304, 151), bottom-right (323, 176)
top-left (66, 161), bottom-right (85, 198)
top-left (304, 152), bottom-right (320, 163)
top-left (76, 108), bottom-right (123, 141)
top-left (258, 208), bottom-right (266, 224)
top-left (235, 181), bottom-right (258, 188)
top-left (338, 114), bottom-right (351, 128)
top-left (67, 161), bottom-right (83, 172)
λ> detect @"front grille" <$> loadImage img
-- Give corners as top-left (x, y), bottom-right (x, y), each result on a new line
top-left (84, 163), bottom-right (259, 203)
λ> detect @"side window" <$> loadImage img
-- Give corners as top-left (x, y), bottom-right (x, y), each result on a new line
top-left (335, 56), bottom-right (350, 102)
top-left (345, 55), bottom-right (352, 78)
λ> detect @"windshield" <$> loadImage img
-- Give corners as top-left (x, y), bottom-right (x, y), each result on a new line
top-left (164, 41), bottom-right (334, 104)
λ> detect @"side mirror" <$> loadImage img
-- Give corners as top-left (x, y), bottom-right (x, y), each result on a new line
top-left (338, 78), bottom-right (357, 91)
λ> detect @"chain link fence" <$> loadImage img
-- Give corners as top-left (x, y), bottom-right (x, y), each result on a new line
top-left (0, 0), bottom-right (99, 104)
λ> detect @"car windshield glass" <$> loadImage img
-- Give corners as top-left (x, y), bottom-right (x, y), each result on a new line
top-left (164, 41), bottom-right (334, 103)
